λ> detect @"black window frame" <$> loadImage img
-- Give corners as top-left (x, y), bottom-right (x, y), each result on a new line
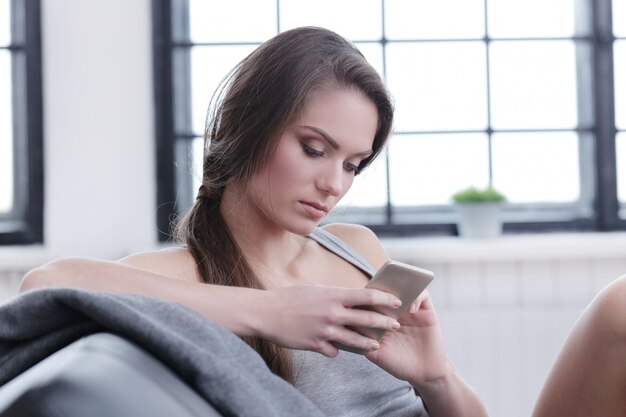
top-left (153, 0), bottom-right (626, 241)
top-left (0, 0), bottom-right (44, 245)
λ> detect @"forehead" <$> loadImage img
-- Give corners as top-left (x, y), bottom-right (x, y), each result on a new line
top-left (294, 88), bottom-right (379, 150)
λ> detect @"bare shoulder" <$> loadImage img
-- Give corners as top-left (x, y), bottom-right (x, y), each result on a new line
top-left (321, 223), bottom-right (389, 270)
top-left (117, 247), bottom-right (201, 283)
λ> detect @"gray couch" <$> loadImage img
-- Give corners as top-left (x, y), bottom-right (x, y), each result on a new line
top-left (0, 333), bottom-right (220, 416)
top-left (0, 288), bottom-right (325, 417)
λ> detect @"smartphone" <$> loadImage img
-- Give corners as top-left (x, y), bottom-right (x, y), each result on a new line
top-left (337, 260), bottom-right (435, 354)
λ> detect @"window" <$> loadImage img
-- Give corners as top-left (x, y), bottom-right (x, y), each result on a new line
top-left (153, 0), bottom-right (625, 239)
top-left (0, 0), bottom-right (43, 244)
top-left (615, 0), bottom-right (626, 215)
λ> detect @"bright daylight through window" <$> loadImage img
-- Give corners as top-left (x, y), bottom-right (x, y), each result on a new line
top-left (0, 0), bottom-right (12, 215)
top-left (0, 0), bottom-right (43, 245)
top-left (615, 0), bottom-right (626, 210)
top-left (155, 0), bottom-right (626, 238)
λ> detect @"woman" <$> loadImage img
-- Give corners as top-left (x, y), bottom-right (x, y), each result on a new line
top-left (20, 27), bottom-right (487, 416)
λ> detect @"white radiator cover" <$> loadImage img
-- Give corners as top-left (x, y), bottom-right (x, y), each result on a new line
top-left (0, 270), bottom-right (24, 304)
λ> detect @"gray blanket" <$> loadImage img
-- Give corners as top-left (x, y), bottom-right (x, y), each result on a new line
top-left (0, 288), bottom-right (325, 417)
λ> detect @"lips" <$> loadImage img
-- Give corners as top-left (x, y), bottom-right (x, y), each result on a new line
top-left (300, 201), bottom-right (329, 218)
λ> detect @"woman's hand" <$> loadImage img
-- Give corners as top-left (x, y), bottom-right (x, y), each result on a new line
top-left (365, 290), bottom-right (450, 386)
top-left (256, 285), bottom-right (403, 357)
top-left (365, 290), bottom-right (489, 417)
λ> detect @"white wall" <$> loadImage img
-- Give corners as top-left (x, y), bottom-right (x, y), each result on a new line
top-left (40, 0), bottom-right (156, 259)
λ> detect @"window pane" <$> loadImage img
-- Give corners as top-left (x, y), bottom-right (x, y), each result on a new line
top-left (387, 42), bottom-right (488, 132)
top-left (280, 0), bottom-right (382, 41)
top-left (385, 0), bottom-right (484, 40)
top-left (490, 41), bottom-right (578, 129)
top-left (190, 45), bottom-right (256, 135)
top-left (492, 132), bottom-right (580, 203)
top-left (615, 41), bottom-right (626, 130)
top-left (488, 0), bottom-right (576, 38)
top-left (0, 0), bottom-right (9, 47)
top-left (388, 133), bottom-right (490, 206)
top-left (0, 51), bottom-right (12, 213)
top-left (339, 155), bottom-right (388, 208)
top-left (354, 42), bottom-right (383, 78)
top-left (614, 0), bottom-right (626, 37)
top-left (618, 132), bottom-right (626, 204)
top-left (189, 0), bottom-right (277, 43)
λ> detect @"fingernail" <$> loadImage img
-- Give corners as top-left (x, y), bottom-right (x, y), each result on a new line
top-left (371, 341), bottom-right (381, 350)
top-left (393, 298), bottom-right (402, 308)
top-left (391, 320), bottom-right (401, 330)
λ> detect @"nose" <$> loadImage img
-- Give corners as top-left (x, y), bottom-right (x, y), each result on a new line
top-left (317, 163), bottom-right (344, 197)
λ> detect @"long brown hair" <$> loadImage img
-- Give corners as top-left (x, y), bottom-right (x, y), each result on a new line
top-left (175, 26), bottom-right (394, 382)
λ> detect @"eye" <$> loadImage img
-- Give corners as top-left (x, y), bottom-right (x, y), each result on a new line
top-left (302, 143), bottom-right (325, 158)
top-left (343, 162), bottom-right (360, 174)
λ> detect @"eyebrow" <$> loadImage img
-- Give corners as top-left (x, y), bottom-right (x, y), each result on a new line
top-left (301, 125), bottom-right (373, 158)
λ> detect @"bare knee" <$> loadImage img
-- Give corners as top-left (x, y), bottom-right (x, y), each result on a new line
top-left (585, 274), bottom-right (626, 340)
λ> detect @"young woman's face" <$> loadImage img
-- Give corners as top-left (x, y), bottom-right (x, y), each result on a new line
top-left (248, 87), bottom-right (379, 235)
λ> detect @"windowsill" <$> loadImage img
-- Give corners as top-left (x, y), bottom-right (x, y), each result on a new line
top-left (1, 231), bottom-right (626, 271)
top-left (381, 231), bottom-right (626, 263)
top-left (0, 245), bottom-right (59, 271)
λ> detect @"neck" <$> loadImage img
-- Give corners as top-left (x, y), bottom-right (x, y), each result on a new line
top-left (220, 182), bottom-right (311, 284)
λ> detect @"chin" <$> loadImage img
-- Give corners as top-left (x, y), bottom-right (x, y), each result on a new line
top-left (284, 218), bottom-right (321, 236)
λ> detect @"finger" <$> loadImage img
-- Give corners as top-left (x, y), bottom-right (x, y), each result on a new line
top-left (416, 289), bottom-right (430, 303)
top-left (411, 289), bottom-right (429, 304)
top-left (341, 288), bottom-right (402, 309)
top-left (408, 289), bottom-right (431, 313)
top-left (329, 326), bottom-right (382, 353)
top-left (317, 342), bottom-right (340, 358)
top-left (342, 308), bottom-right (401, 332)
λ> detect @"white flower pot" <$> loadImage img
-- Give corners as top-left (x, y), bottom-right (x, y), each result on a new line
top-left (455, 202), bottom-right (503, 238)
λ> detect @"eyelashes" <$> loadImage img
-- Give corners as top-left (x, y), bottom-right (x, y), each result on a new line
top-left (301, 143), bottom-right (360, 174)
top-left (344, 162), bottom-right (360, 174)
top-left (302, 143), bottom-right (324, 158)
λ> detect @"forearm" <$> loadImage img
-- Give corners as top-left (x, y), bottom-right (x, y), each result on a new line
top-left (20, 258), bottom-right (406, 356)
top-left (414, 363), bottom-right (488, 417)
top-left (19, 258), bottom-right (268, 338)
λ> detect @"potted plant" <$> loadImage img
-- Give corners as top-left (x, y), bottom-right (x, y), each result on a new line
top-left (451, 185), bottom-right (506, 238)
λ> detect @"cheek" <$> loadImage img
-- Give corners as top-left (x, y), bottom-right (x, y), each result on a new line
top-left (247, 172), bottom-right (270, 203)
top-left (249, 158), bottom-right (299, 210)
top-left (267, 146), bottom-right (306, 186)
top-left (270, 159), bottom-right (299, 183)
top-left (341, 175), bottom-right (356, 196)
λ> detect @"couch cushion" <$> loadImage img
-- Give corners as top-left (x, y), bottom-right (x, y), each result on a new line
top-left (0, 332), bottom-right (221, 417)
